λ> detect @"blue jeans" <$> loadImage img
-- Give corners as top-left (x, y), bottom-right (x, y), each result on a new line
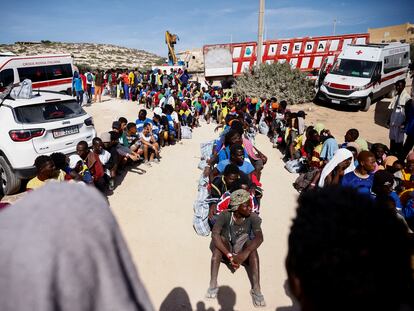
top-left (76, 90), bottom-right (84, 105)
top-left (123, 84), bottom-right (129, 100)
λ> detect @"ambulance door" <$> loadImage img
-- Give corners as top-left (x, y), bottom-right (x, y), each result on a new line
top-left (316, 58), bottom-right (329, 89)
top-left (371, 62), bottom-right (383, 100)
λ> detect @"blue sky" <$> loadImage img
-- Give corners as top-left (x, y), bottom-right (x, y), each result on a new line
top-left (0, 0), bottom-right (412, 56)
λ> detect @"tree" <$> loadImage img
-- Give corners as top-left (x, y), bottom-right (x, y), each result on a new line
top-left (232, 62), bottom-right (314, 104)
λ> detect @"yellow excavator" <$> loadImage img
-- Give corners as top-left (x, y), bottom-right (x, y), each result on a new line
top-left (165, 31), bottom-right (179, 65)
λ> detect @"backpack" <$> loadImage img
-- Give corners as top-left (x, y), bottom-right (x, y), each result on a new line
top-left (87, 73), bottom-right (93, 83)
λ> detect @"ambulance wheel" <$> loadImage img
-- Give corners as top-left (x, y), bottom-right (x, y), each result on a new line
top-left (361, 96), bottom-right (372, 112)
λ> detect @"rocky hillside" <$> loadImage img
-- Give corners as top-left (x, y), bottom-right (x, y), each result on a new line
top-left (0, 41), bottom-right (164, 70)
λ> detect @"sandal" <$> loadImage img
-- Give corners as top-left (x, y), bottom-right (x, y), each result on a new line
top-left (205, 287), bottom-right (219, 299)
top-left (250, 289), bottom-right (266, 307)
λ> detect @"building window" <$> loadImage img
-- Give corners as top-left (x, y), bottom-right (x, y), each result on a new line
top-left (384, 31), bottom-right (390, 37)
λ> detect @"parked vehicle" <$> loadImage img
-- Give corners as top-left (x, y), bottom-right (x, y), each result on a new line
top-left (0, 89), bottom-right (96, 195)
top-left (0, 54), bottom-right (74, 94)
top-left (317, 43), bottom-right (410, 111)
top-left (203, 33), bottom-right (369, 81)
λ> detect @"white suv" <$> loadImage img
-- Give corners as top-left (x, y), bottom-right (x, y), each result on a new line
top-left (0, 91), bottom-right (96, 194)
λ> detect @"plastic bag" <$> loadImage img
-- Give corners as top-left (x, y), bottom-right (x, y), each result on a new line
top-left (181, 126), bottom-right (192, 139)
top-left (82, 93), bottom-right (88, 105)
top-left (285, 159), bottom-right (303, 173)
top-left (10, 79), bottom-right (32, 99)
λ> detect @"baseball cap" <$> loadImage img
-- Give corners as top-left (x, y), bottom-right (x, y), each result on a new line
top-left (112, 121), bottom-right (120, 129)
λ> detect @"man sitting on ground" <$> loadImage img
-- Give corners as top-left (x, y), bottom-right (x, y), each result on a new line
top-left (112, 120), bottom-right (129, 147)
top-left (208, 164), bottom-right (249, 221)
top-left (213, 144), bottom-right (255, 179)
top-left (26, 155), bottom-right (65, 190)
top-left (92, 137), bottom-right (115, 191)
top-left (341, 128), bottom-right (359, 148)
top-left (76, 141), bottom-right (106, 192)
top-left (125, 122), bottom-right (143, 156)
top-left (135, 109), bottom-right (153, 133)
top-left (207, 189), bottom-right (265, 308)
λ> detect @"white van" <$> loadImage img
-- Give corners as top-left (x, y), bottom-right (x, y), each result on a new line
top-left (317, 43), bottom-right (410, 111)
top-left (0, 54), bottom-right (74, 95)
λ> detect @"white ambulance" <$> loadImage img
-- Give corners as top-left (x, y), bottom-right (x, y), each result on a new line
top-left (0, 54), bottom-right (74, 95)
top-left (317, 43), bottom-right (410, 111)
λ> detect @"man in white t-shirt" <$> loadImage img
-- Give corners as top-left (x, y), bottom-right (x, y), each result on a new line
top-left (85, 71), bottom-right (95, 103)
top-left (167, 90), bottom-right (176, 107)
top-left (171, 104), bottom-right (181, 141)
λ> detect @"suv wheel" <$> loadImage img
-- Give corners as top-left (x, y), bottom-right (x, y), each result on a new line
top-left (0, 156), bottom-right (21, 195)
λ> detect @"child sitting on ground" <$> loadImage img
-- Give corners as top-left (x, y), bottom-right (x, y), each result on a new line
top-left (140, 122), bottom-right (161, 166)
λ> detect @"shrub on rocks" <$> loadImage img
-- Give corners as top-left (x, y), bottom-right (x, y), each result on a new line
top-left (232, 62), bottom-right (315, 104)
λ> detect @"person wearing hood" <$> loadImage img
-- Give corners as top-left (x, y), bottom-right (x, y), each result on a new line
top-left (317, 148), bottom-right (355, 188)
top-left (0, 183), bottom-right (154, 311)
top-left (72, 71), bottom-right (84, 106)
top-left (206, 189), bottom-right (265, 307)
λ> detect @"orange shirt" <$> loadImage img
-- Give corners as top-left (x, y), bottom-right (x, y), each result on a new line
top-left (122, 74), bottom-right (129, 85)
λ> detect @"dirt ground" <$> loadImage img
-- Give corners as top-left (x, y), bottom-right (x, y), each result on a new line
top-left (81, 82), bottom-right (411, 311)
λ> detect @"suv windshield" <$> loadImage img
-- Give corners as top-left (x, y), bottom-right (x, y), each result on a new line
top-left (330, 59), bottom-right (376, 78)
top-left (14, 100), bottom-right (86, 124)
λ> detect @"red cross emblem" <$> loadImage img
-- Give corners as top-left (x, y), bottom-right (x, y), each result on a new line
top-left (356, 50), bottom-right (363, 55)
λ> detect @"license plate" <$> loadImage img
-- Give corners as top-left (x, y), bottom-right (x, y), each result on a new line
top-left (53, 125), bottom-right (79, 138)
top-left (331, 99), bottom-right (340, 104)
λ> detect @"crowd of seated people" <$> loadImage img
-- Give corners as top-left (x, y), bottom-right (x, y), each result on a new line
top-left (251, 91), bottom-right (414, 231)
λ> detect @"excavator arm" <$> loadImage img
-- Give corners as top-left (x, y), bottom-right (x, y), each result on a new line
top-left (165, 31), bottom-right (178, 65)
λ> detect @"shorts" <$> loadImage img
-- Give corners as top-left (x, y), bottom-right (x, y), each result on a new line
top-left (210, 233), bottom-right (249, 255)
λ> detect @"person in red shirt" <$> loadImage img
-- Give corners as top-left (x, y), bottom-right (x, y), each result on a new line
top-left (122, 71), bottom-right (129, 100)
top-left (76, 141), bottom-right (106, 192)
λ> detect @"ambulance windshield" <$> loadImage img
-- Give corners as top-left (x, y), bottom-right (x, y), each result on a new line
top-left (330, 59), bottom-right (376, 78)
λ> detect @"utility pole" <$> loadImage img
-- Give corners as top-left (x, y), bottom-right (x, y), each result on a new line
top-left (333, 18), bottom-right (337, 36)
top-left (257, 0), bottom-right (265, 66)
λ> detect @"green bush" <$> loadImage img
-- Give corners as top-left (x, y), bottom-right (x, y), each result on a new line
top-left (233, 62), bottom-right (315, 104)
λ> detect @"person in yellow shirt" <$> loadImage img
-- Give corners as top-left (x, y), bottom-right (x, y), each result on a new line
top-left (128, 70), bottom-right (135, 87)
top-left (26, 155), bottom-right (65, 190)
